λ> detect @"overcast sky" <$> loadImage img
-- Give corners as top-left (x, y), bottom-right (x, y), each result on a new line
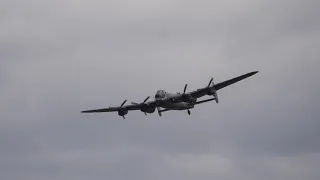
top-left (1, 0), bottom-right (320, 180)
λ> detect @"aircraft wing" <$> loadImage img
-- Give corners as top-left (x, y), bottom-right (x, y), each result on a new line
top-left (165, 71), bottom-right (258, 103)
top-left (81, 98), bottom-right (160, 113)
top-left (190, 71), bottom-right (258, 98)
top-left (81, 103), bottom-right (141, 113)
top-left (81, 107), bottom-right (118, 113)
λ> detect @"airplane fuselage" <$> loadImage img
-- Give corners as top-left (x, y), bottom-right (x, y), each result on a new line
top-left (155, 90), bottom-right (195, 110)
top-left (160, 101), bottom-right (194, 110)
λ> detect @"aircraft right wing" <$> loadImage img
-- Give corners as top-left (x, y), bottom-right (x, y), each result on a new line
top-left (81, 105), bottom-right (141, 113)
top-left (81, 107), bottom-right (119, 113)
top-left (81, 98), bottom-right (160, 118)
top-left (165, 71), bottom-right (258, 103)
top-left (189, 71), bottom-right (258, 99)
top-left (81, 100), bottom-right (141, 113)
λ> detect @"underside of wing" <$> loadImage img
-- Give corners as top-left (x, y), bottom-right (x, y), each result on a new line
top-left (81, 103), bottom-right (144, 113)
top-left (159, 108), bottom-right (171, 112)
top-left (81, 107), bottom-right (118, 113)
top-left (213, 71), bottom-right (258, 90)
top-left (190, 71), bottom-right (258, 98)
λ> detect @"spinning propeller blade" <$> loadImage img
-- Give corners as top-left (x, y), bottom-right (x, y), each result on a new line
top-left (157, 107), bottom-right (162, 117)
top-left (143, 96), bottom-right (150, 103)
top-left (208, 78), bottom-right (218, 103)
top-left (183, 84), bottom-right (188, 93)
top-left (120, 100), bottom-right (127, 107)
top-left (131, 96), bottom-right (151, 115)
top-left (131, 96), bottom-right (150, 105)
top-left (208, 78), bottom-right (213, 87)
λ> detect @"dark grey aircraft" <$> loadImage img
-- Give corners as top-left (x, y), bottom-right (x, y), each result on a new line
top-left (82, 71), bottom-right (258, 118)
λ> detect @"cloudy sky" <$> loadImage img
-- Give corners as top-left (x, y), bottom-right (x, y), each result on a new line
top-left (1, 0), bottom-right (320, 179)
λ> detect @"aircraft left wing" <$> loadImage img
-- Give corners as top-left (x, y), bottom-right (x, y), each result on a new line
top-left (81, 104), bottom-right (141, 113)
top-left (81, 98), bottom-right (141, 115)
top-left (82, 107), bottom-right (119, 113)
top-left (166, 71), bottom-right (258, 103)
top-left (81, 105), bottom-right (140, 113)
top-left (190, 71), bottom-right (258, 99)
top-left (81, 98), bottom-right (160, 118)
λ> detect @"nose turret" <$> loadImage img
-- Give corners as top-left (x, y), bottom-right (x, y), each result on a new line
top-left (155, 90), bottom-right (166, 100)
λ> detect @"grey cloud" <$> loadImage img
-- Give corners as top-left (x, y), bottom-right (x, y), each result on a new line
top-left (1, 0), bottom-right (320, 180)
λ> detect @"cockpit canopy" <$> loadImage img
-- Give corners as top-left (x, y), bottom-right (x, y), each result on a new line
top-left (155, 90), bottom-right (166, 99)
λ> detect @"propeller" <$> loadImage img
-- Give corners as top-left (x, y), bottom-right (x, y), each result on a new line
top-left (206, 78), bottom-right (219, 103)
top-left (157, 107), bottom-right (162, 117)
top-left (172, 84), bottom-right (188, 102)
top-left (207, 78), bottom-right (213, 87)
top-left (131, 96), bottom-right (150, 115)
top-left (131, 96), bottom-right (150, 105)
top-left (120, 100), bottom-right (127, 107)
top-left (143, 96), bottom-right (150, 103)
top-left (118, 100), bottom-right (127, 119)
top-left (180, 84), bottom-right (195, 102)
top-left (183, 84), bottom-right (188, 93)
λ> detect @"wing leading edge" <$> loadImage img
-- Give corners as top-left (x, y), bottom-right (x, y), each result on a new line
top-left (214, 71), bottom-right (258, 90)
top-left (81, 100), bottom-right (158, 113)
top-left (190, 71), bottom-right (258, 98)
top-left (81, 107), bottom-right (118, 113)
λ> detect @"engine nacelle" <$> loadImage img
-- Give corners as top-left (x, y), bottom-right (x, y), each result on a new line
top-left (207, 88), bottom-right (215, 95)
top-left (207, 88), bottom-right (219, 103)
top-left (141, 104), bottom-right (156, 114)
top-left (118, 109), bottom-right (128, 116)
top-left (181, 94), bottom-right (197, 104)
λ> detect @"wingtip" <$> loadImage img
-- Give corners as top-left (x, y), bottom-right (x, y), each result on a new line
top-left (250, 71), bottom-right (259, 75)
